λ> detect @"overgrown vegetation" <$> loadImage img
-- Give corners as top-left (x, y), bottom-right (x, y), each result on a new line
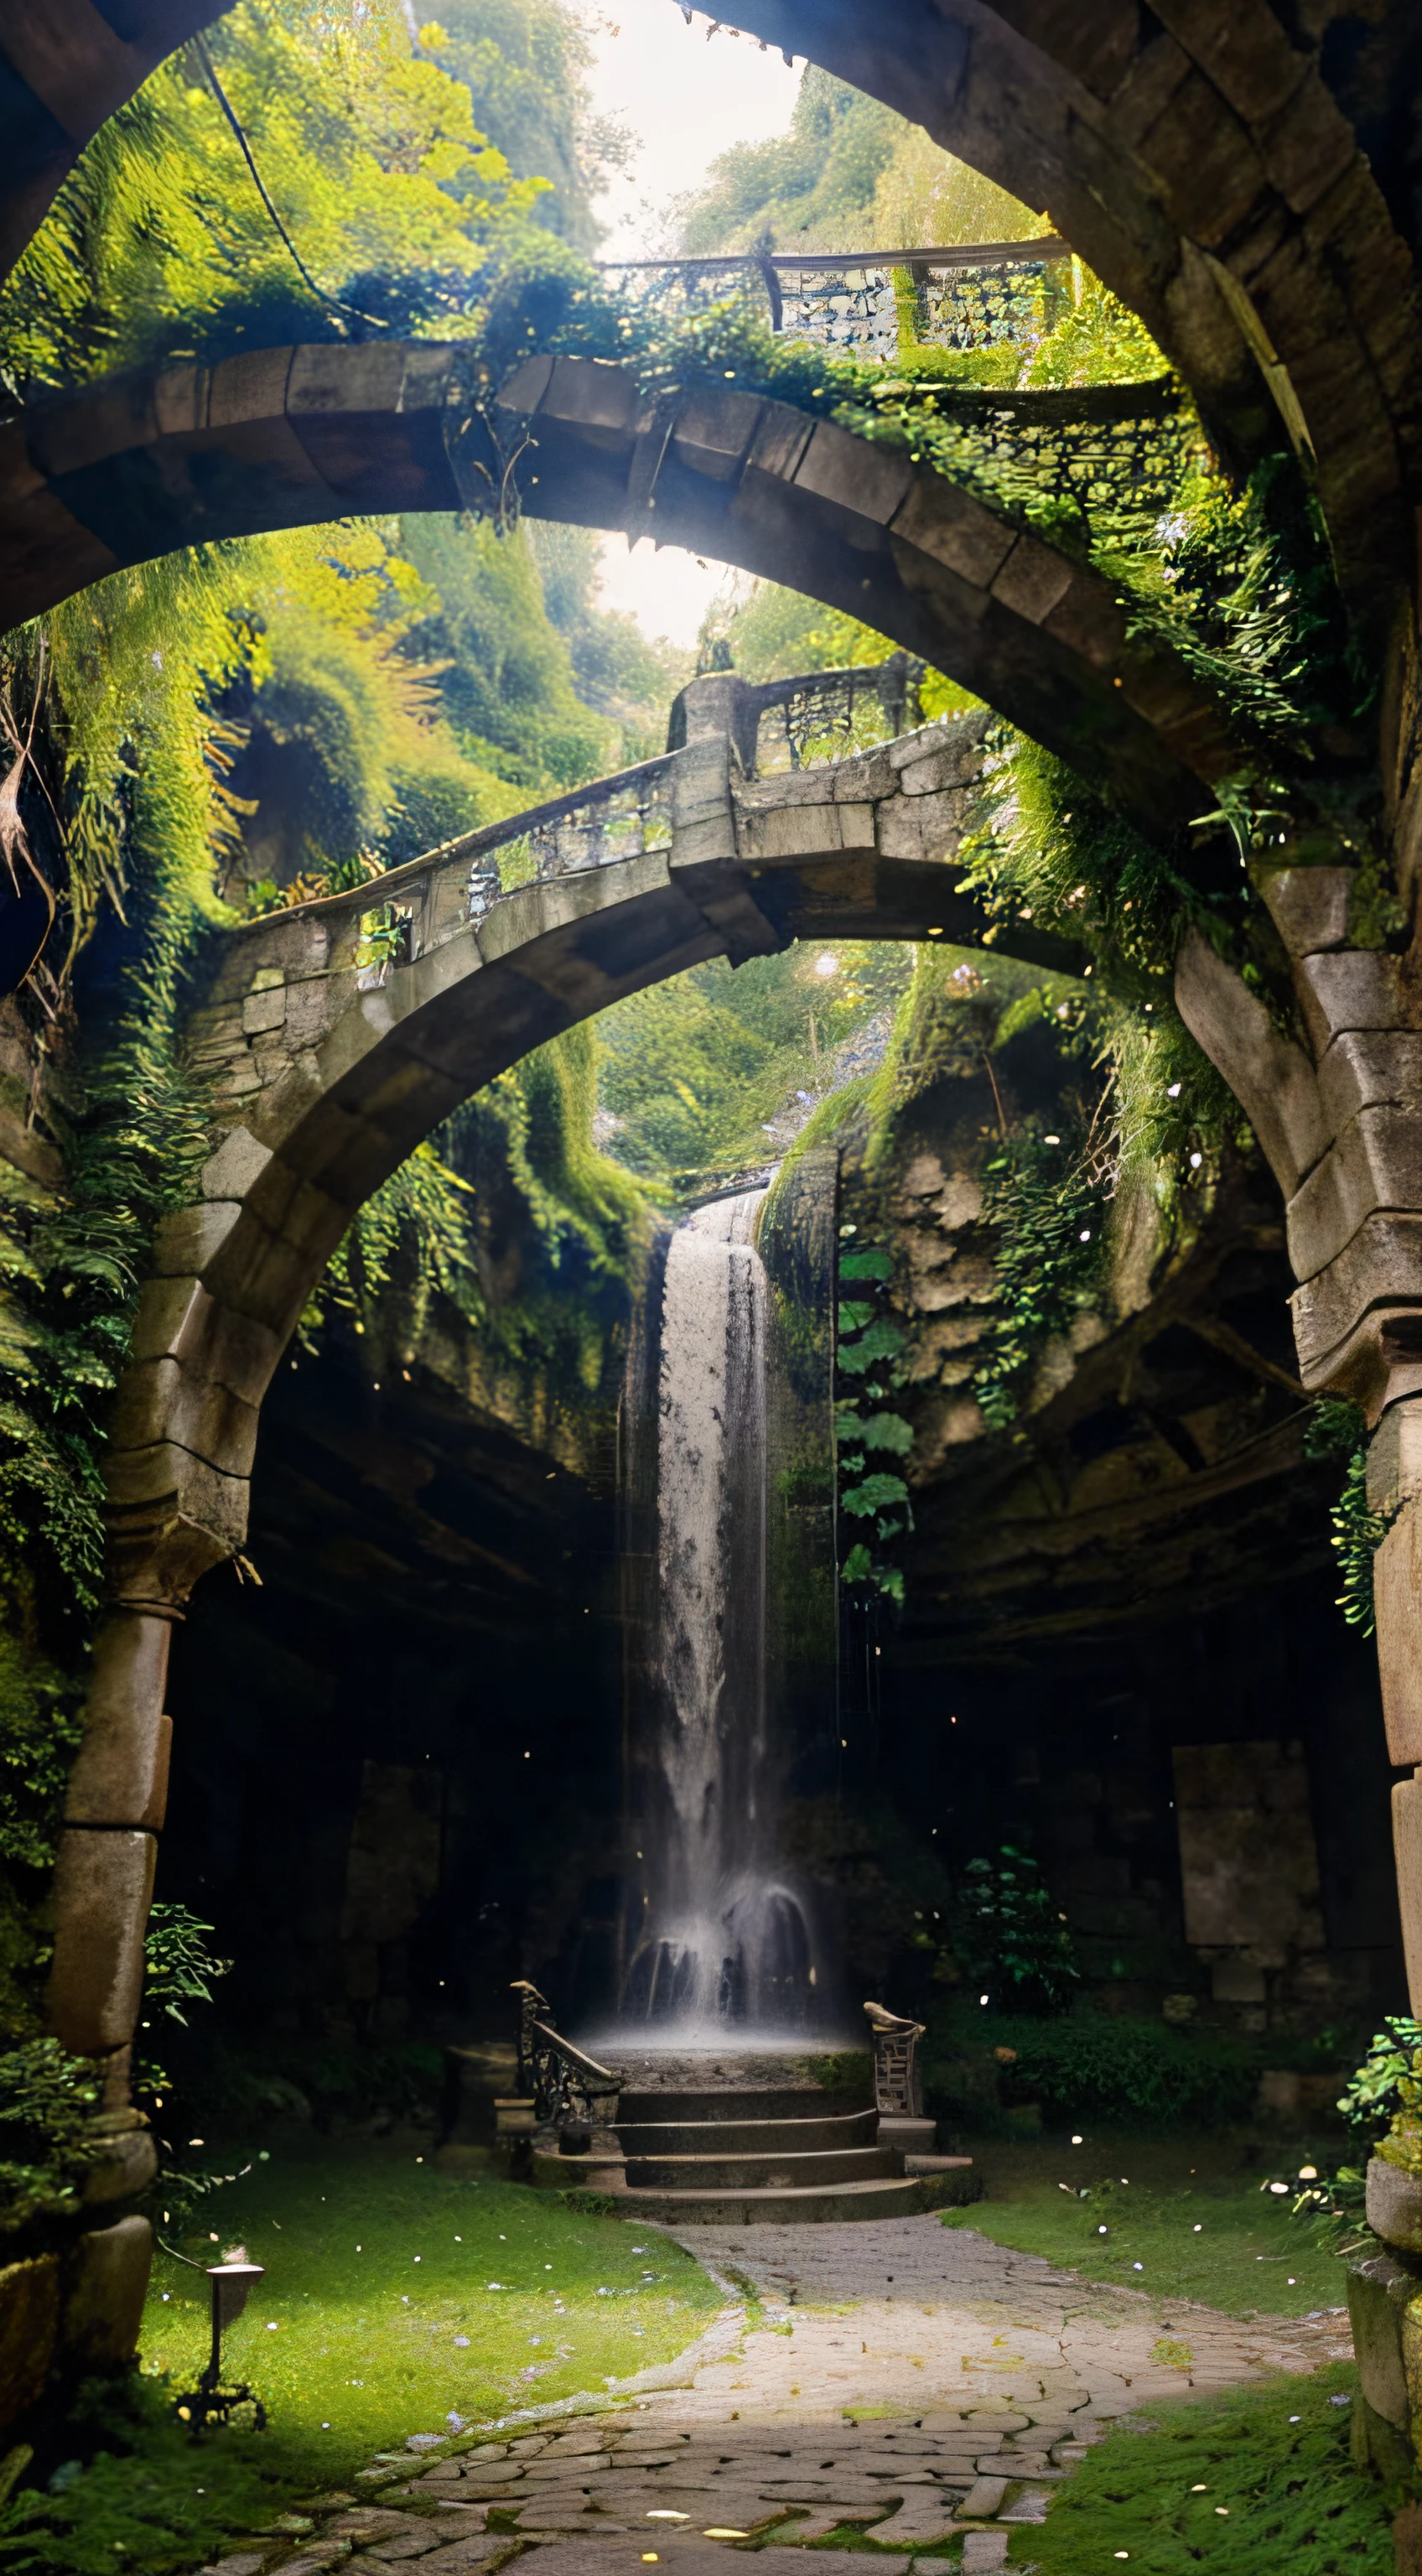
top-left (926, 2002), bottom-right (1261, 2133)
top-left (1, 2139), bottom-right (719, 2576)
top-left (835, 1233), bottom-right (912, 1606)
top-left (952, 1847), bottom-right (1082, 2012)
top-left (1020, 2365), bottom-right (1394, 2572)
top-left (971, 1132), bottom-right (1106, 1430)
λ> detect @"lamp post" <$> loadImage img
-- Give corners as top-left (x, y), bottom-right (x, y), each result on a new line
top-left (174, 2261), bottom-right (267, 2435)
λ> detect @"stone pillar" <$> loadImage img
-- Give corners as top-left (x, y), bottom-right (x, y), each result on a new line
top-left (668, 670), bottom-right (761, 777)
top-left (1372, 1402), bottom-right (1422, 2012)
top-left (46, 1603), bottom-right (179, 2179)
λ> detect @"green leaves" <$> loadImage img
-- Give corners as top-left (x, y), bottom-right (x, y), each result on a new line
top-left (143, 1902), bottom-right (232, 2029)
top-left (0, 2038), bottom-right (101, 2230)
top-left (1338, 2018), bottom-right (1422, 2137)
top-left (957, 1846), bottom-right (1081, 2016)
top-left (841, 1472), bottom-right (910, 1518)
top-left (837, 1317), bottom-right (906, 1374)
top-left (972, 1128), bottom-right (1104, 1429)
top-left (839, 1247), bottom-right (893, 1284)
top-left (858, 1410), bottom-right (914, 1455)
top-left (1330, 1446), bottom-right (1393, 1636)
top-left (836, 1234), bottom-right (912, 1600)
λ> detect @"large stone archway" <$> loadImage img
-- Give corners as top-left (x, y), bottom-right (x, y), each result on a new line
top-left (49, 685), bottom-right (1080, 2142)
top-left (8, 0), bottom-right (1422, 2454)
top-left (0, 351), bottom-right (1236, 830)
top-left (5, 3), bottom-right (1416, 617)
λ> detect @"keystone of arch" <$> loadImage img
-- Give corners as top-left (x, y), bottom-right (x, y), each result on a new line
top-left (1, 345), bottom-right (1243, 833)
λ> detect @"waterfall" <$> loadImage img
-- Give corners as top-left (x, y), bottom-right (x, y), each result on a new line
top-left (622, 1190), bottom-right (816, 2034)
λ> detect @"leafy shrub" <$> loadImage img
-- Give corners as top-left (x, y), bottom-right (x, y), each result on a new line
top-left (142, 1904), bottom-right (231, 2028)
top-left (1337, 2018), bottom-right (1422, 2142)
top-left (926, 2003), bottom-right (1261, 2128)
top-left (0, 2038), bottom-right (101, 2231)
top-left (955, 1846), bottom-right (1080, 2014)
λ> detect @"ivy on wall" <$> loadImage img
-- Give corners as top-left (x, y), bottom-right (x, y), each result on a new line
top-left (835, 1237), bottom-right (912, 1606)
top-left (972, 1129), bottom-right (1106, 1431)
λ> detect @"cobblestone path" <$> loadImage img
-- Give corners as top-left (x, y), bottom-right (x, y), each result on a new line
top-left (205, 2215), bottom-right (1352, 2576)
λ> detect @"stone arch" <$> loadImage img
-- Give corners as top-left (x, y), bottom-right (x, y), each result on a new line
top-left (1, 348), bottom-right (1238, 832)
top-left (0, 2), bottom-right (225, 282)
top-left (49, 688), bottom-right (1082, 2101)
top-left (628, 0), bottom-right (1422, 622)
top-left (5, 3), bottom-right (1416, 616)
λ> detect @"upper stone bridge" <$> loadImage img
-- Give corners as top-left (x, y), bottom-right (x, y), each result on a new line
top-left (0, 346), bottom-right (1236, 839)
top-left (49, 675), bottom-right (1080, 2090)
top-left (104, 676), bottom-right (1079, 1610)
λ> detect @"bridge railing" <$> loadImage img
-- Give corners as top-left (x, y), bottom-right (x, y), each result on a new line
top-left (597, 236), bottom-right (1072, 363)
top-left (449, 662), bottom-right (927, 918)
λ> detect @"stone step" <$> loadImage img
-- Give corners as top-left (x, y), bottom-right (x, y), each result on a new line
top-left (616, 2108), bottom-right (880, 2157)
top-left (624, 2145), bottom-right (901, 2190)
top-left (615, 2088), bottom-right (867, 2125)
top-left (612, 2173), bottom-right (946, 2224)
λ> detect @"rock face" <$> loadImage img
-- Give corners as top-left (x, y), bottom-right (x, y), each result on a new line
top-left (822, 990), bottom-right (1403, 2034)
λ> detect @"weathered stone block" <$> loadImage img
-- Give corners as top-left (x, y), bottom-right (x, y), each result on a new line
top-left (82, 2127), bottom-right (158, 2205)
top-left (669, 388), bottom-right (764, 480)
top-left (1317, 1030), bottom-right (1422, 1134)
top-left (240, 984), bottom-right (287, 1036)
top-left (106, 1353), bottom-right (260, 1482)
top-left (124, 1276), bottom-right (282, 1410)
top-left (47, 1830), bottom-right (156, 2055)
top-left (102, 1442), bottom-right (252, 1586)
top-left (1257, 864), bottom-right (1355, 956)
top-left (899, 745), bottom-right (971, 797)
top-left (287, 340), bottom-right (410, 420)
top-left (493, 353), bottom-right (553, 416)
top-left (836, 802), bottom-right (874, 849)
top-left (1393, 1772), bottom-right (1422, 2014)
top-left (793, 419), bottom-right (913, 526)
top-left (1295, 949), bottom-right (1407, 1056)
top-left (890, 475), bottom-right (1015, 589)
top-left (0, 2253), bottom-right (59, 2426)
top-left (200, 1123), bottom-right (272, 1202)
top-left (1040, 569), bottom-right (1127, 670)
top-left (989, 532), bottom-right (1076, 624)
top-left (1369, 2157), bottom-right (1422, 2256)
top-left (148, 1200), bottom-right (242, 1278)
top-left (1375, 1499), bottom-right (1422, 1766)
top-left (61, 2217), bottom-right (153, 2367)
top-left (1174, 925), bottom-right (1326, 1196)
top-left (540, 355), bottom-right (638, 434)
top-left (1290, 1209), bottom-right (1422, 1384)
top-left (737, 802), bottom-right (841, 862)
top-left (743, 402), bottom-right (813, 486)
top-left (1288, 1105), bottom-right (1422, 1282)
top-left (1345, 2248), bottom-right (1418, 2428)
top-left (876, 790), bottom-right (968, 863)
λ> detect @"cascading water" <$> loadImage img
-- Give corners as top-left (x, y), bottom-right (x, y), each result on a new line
top-left (622, 1190), bottom-right (817, 2033)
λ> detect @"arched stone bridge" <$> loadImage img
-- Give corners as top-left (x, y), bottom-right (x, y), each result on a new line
top-left (3, 1), bottom-right (1415, 621)
top-left (49, 679), bottom-right (1084, 2096)
top-left (1, 348), bottom-right (1233, 834)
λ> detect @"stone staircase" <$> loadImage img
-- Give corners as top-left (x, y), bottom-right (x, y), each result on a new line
top-left (527, 2053), bottom-right (975, 2225)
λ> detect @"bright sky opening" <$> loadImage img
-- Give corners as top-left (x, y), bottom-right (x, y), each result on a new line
top-left (584, 1), bottom-right (802, 647)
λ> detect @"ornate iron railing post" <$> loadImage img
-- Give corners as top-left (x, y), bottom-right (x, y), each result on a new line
top-left (864, 2001), bottom-right (926, 2116)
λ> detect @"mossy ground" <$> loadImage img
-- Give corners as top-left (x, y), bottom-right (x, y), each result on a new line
top-left (21, 2134), bottom-right (720, 2575)
top-left (943, 2127), bottom-right (1350, 2318)
top-left (1007, 2364), bottom-right (1395, 2573)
